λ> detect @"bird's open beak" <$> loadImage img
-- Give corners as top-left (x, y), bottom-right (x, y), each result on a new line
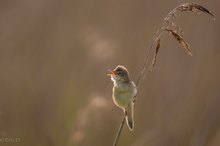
top-left (107, 69), bottom-right (115, 76)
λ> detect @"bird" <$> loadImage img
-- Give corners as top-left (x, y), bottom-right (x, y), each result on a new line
top-left (108, 65), bottom-right (137, 131)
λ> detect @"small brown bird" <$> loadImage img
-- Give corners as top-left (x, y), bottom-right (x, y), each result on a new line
top-left (108, 65), bottom-right (137, 131)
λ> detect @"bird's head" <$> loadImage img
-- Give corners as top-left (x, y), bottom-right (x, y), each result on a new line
top-left (107, 65), bottom-right (131, 84)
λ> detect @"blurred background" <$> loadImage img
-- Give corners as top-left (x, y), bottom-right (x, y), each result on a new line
top-left (0, 0), bottom-right (219, 146)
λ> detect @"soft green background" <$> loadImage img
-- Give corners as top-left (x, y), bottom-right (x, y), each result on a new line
top-left (0, 0), bottom-right (219, 146)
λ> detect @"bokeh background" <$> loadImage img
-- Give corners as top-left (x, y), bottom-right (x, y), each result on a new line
top-left (0, 0), bottom-right (219, 146)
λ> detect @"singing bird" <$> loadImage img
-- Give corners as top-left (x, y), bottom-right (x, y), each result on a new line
top-left (108, 65), bottom-right (137, 131)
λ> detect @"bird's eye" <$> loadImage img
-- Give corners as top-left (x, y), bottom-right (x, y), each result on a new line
top-left (117, 71), bottom-right (125, 76)
top-left (116, 69), bottom-right (122, 72)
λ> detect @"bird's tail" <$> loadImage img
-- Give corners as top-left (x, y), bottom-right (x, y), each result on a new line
top-left (125, 102), bottom-right (134, 131)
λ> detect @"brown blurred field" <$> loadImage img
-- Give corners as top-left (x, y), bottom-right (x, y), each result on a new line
top-left (0, 0), bottom-right (219, 146)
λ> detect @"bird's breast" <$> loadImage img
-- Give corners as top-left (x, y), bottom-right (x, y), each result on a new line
top-left (112, 84), bottom-right (136, 108)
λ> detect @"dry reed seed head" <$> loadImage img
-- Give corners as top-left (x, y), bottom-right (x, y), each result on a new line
top-left (189, 3), bottom-right (215, 18)
top-left (166, 21), bottom-right (184, 36)
top-left (155, 39), bottom-right (160, 56)
top-left (151, 39), bottom-right (161, 70)
top-left (164, 2), bottom-right (215, 23)
top-left (165, 28), bottom-right (192, 56)
top-left (161, 2), bottom-right (215, 57)
top-left (148, 2), bottom-right (214, 73)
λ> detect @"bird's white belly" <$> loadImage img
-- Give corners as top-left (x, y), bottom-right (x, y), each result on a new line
top-left (112, 85), bottom-right (136, 108)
